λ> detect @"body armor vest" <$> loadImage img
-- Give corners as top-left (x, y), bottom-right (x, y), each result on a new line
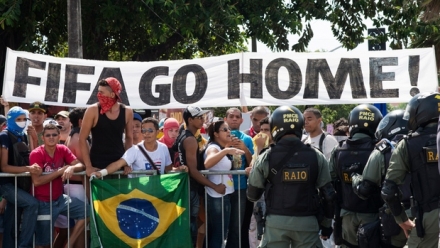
top-left (336, 137), bottom-right (383, 213)
top-left (406, 126), bottom-right (440, 212)
top-left (265, 138), bottom-right (319, 216)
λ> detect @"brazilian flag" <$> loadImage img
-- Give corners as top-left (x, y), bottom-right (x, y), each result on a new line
top-left (90, 173), bottom-right (191, 248)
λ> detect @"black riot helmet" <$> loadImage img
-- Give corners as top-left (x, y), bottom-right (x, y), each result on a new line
top-left (348, 104), bottom-right (383, 137)
top-left (269, 106), bottom-right (304, 142)
top-left (403, 92), bottom-right (440, 131)
top-left (375, 109), bottom-right (408, 140)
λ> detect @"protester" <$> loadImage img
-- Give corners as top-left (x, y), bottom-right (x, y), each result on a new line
top-left (54, 110), bottom-right (71, 144)
top-left (204, 120), bottom-right (244, 248)
top-left (132, 112), bottom-right (143, 145)
top-left (0, 106), bottom-right (41, 248)
top-left (91, 117), bottom-right (187, 178)
top-left (247, 117), bottom-right (273, 248)
top-left (303, 108), bottom-right (339, 159)
top-left (27, 101), bottom-right (48, 146)
top-left (224, 107), bottom-right (253, 248)
top-left (175, 106), bottom-right (226, 247)
top-left (243, 106), bottom-right (269, 138)
top-left (158, 118), bottom-right (180, 165)
top-left (30, 123), bottom-right (88, 248)
top-left (79, 77), bottom-right (133, 177)
top-left (54, 108), bottom-right (88, 248)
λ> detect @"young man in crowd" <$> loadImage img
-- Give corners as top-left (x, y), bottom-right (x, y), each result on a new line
top-left (30, 123), bottom-right (88, 248)
top-left (79, 77), bottom-right (133, 177)
top-left (242, 106), bottom-right (269, 248)
top-left (92, 117), bottom-right (187, 178)
top-left (27, 101), bottom-right (48, 146)
top-left (303, 108), bottom-right (339, 160)
top-left (132, 112), bottom-right (143, 145)
top-left (0, 106), bottom-right (41, 248)
top-left (54, 110), bottom-right (72, 144)
top-left (224, 107), bottom-right (253, 248)
top-left (175, 106), bottom-right (226, 247)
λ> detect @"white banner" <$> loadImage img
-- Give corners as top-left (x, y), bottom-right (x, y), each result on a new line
top-left (3, 47), bottom-right (438, 108)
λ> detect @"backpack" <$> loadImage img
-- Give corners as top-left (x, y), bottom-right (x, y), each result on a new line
top-left (302, 132), bottom-right (328, 153)
top-left (4, 130), bottom-right (32, 192)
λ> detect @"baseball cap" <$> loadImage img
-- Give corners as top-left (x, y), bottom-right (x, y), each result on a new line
top-left (55, 110), bottom-right (70, 119)
top-left (104, 77), bottom-right (122, 102)
top-left (43, 119), bottom-right (62, 129)
top-left (183, 106), bottom-right (209, 120)
top-left (133, 112), bottom-right (142, 122)
top-left (28, 101), bottom-right (47, 113)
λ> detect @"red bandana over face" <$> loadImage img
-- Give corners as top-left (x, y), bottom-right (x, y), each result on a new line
top-left (97, 92), bottom-right (117, 114)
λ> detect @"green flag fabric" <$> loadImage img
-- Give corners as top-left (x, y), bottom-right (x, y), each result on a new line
top-left (90, 173), bottom-right (191, 248)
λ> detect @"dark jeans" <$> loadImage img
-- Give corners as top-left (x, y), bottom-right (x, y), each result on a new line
top-left (241, 197), bottom-right (254, 248)
top-left (226, 188), bottom-right (246, 248)
top-left (207, 194), bottom-right (231, 248)
top-left (0, 183), bottom-right (38, 248)
top-left (190, 189), bottom-right (199, 247)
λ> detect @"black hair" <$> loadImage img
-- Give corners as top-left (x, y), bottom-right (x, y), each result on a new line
top-left (303, 108), bottom-right (322, 118)
top-left (207, 120), bottom-right (226, 142)
top-left (142, 117), bottom-right (159, 130)
top-left (69, 107), bottom-right (86, 128)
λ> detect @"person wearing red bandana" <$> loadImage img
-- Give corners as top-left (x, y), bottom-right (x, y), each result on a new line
top-left (243, 106), bottom-right (270, 138)
top-left (79, 77), bottom-right (133, 177)
top-left (158, 118), bottom-right (180, 166)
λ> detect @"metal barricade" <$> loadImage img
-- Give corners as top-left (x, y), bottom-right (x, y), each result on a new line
top-left (0, 169), bottom-right (249, 248)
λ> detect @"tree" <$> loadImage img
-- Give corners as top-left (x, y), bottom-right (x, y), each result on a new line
top-left (0, 0), bottom-right (332, 91)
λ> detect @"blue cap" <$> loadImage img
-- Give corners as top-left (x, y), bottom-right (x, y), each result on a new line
top-left (133, 112), bottom-right (142, 122)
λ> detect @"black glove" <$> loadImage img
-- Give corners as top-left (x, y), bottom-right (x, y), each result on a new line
top-left (320, 225), bottom-right (333, 237)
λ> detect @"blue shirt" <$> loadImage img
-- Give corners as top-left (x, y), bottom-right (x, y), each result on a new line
top-left (231, 130), bottom-right (254, 190)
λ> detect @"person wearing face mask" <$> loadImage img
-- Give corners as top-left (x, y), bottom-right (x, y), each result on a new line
top-left (0, 106), bottom-right (42, 248)
top-left (79, 77), bottom-right (134, 177)
top-left (158, 118), bottom-right (180, 166)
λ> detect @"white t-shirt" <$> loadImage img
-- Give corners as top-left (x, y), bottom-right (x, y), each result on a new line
top-left (303, 133), bottom-right (339, 160)
top-left (204, 143), bottom-right (234, 198)
top-left (122, 141), bottom-right (171, 177)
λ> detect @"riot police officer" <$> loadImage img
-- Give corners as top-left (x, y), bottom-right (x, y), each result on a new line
top-left (247, 106), bottom-right (335, 248)
top-left (382, 92), bottom-right (440, 248)
top-left (351, 109), bottom-right (410, 247)
top-left (329, 104), bottom-right (383, 247)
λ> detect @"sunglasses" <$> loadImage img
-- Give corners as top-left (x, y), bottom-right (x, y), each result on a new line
top-left (141, 128), bottom-right (155, 134)
top-left (219, 127), bottom-right (231, 132)
top-left (44, 133), bottom-right (59, 138)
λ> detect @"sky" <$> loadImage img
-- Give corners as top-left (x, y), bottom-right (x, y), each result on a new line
top-left (253, 19), bottom-right (381, 53)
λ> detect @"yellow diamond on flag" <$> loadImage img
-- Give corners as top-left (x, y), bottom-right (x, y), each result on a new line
top-left (93, 188), bottom-right (185, 247)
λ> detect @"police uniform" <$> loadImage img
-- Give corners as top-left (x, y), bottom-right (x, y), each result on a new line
top-left (249, 136), bottom-right (333, 248)
top-left (352, 142), bottom-right (410, 248)
top-left (247, 106), bottom-right (335, 248)
top-left (383, 123), bottom-right (439, 248)
top-left (329, 133), bottom-right (381, 247)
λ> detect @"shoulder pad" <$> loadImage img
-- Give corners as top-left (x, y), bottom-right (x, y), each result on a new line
top-left (375, 139), bottom-right (391, 153)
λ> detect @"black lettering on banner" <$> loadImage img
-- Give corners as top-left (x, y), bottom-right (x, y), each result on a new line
top-left (370, 57), bottom-right (398, 98)
top-left (63, 65), bottom-right (94, 103)
top-left (408, 55), bottom-right (420, 96)
top-left (45, 63), bottom-right (61, 102)
top-left (86, 68), bottom-right (130, 105)
top-left (139, 67), bottom-right (170, 106)
top-left (304, 58), bottom-right (367, 99)
top-left (228, 59), bottom-right (262, 99)
top-left (173, 64), bottom-right (207, 104)
top-left (13, 57), bottom-right (46, 97)
top-left (265, 58), bottom-right (301, 99)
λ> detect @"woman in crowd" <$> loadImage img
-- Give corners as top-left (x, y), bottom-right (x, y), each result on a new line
top-left (204, 120), bottom-right (244, 248)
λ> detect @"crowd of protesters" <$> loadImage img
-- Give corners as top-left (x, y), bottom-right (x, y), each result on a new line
top-left (1, 76), bottom-right (435, 248)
